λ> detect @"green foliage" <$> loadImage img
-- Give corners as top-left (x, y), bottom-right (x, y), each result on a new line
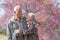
top-left (0, 29), bottom-right (6, 35)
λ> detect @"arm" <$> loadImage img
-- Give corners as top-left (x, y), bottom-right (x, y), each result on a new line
top-left (7, 22), bottom-right (12, 40)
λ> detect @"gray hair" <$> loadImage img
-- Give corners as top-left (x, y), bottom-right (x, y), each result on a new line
top-left (14, 5), bottom-right (27, 16)
top-left (28, 12), bottom-right (35, 17)
top-left (14, 5), bottom-right (21, 11)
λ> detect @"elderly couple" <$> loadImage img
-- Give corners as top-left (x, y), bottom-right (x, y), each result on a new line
top-left (7, 5), bottom-right (40, 40)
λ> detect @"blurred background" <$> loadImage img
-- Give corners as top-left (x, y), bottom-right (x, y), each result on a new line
top-left (0, 0), bottom-right (60, 40)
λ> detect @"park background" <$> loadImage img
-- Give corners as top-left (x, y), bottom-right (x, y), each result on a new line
top-left (0, 0), bottom-right (60, 40)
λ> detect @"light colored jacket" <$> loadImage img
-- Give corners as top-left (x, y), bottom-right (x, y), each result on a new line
top-left (7, 16), bottom-right (28, 40)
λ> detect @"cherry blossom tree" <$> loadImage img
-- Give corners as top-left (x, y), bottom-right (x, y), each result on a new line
top-left (0, 0), bottom-right (60, 40)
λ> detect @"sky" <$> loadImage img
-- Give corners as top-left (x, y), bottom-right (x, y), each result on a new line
top-left (0, 8), bottom-right (5, 18)
top-left (54, 0), bottom-right (60, 7)
top-left (0, 0), bottom-right (5, 18)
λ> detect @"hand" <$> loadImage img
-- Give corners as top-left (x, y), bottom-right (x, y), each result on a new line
top-left (35, 23), bottom-right (40, 28)
top-left (14, 29), bottom-right (20, 34)
top-left (14, 29), bottom-right (23, 36)
top-left (23, 30), bottom-right (27, 35)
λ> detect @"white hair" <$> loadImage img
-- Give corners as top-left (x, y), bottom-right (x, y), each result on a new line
top-left (28, 12), bottom-right (35, 17)
top-left (14, 5), bottom-right (21, 11)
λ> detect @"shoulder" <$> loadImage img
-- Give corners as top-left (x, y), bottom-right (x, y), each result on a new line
top-left (9, 16), bottom-right (16, 23)
top-left (8, 16), bottom-right (15, 25)
top-left (22, 16), bottom-right (27, 20)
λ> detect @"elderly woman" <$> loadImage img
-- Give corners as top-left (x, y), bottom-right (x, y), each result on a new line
top-left (26, 12), bottom-right (40, 40)
top-left (7, 5), bottom-right (28, 40)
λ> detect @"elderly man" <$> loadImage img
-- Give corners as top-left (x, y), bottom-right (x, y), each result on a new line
top-left (7, 5), bottom-right (28, 40)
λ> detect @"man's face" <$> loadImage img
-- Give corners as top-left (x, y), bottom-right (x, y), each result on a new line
top-left (14, 8), bottom-right (22, 18)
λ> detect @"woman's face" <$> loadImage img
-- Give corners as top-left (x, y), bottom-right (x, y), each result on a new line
top-left (14, 8), bottom-right (22, 18)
